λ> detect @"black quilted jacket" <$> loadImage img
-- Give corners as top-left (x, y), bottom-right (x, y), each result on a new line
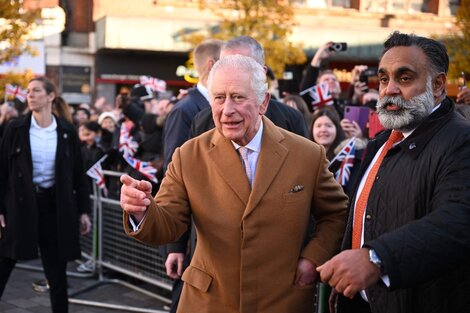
top-left (337, 98), bottom-right (470, 313)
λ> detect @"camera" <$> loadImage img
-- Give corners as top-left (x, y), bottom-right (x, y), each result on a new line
top-left (359, 67), bottom-right (378, 92)
top-left (329, 42), bottom-right (347, 52)
top-left (359, 68), bottom-right (378, 84)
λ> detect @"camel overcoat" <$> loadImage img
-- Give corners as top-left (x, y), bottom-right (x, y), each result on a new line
top-left (124, 117), bottom-right (348, 313)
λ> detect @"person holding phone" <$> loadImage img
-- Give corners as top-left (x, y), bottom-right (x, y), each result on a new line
top-left (299, 42), bottom-right (372, 120)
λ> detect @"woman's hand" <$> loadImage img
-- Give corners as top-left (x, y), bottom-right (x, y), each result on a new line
top-left (80, 214), bottom-right (92, 235)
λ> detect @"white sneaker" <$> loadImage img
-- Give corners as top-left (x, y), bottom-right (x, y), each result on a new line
top-left (76, 260), bottom-right (95, 273)
top-left (32, 279), bottom-right (49, 293)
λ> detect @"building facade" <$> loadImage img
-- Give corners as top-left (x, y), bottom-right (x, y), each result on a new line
top-left (22, 0), bottom-right (461, 105)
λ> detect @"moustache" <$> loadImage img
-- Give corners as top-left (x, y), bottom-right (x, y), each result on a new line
top-left (377, 96), bottom-right (416, 111)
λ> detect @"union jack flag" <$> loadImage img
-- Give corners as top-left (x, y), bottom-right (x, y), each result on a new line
top-left (86, 155), bottom-right (108, 196)
top-left (140, 75), bottom-right (166, 92)
top-left (119, 121), bottom-right (139, 157)
top-left (299, 83), bottom-right (334, 109)
top-left (5, 84), bottom-right (27, 102)
top-left (329, 137), bottom-right (356, 186)
top-left (123, 154), bottom-right (158, 184)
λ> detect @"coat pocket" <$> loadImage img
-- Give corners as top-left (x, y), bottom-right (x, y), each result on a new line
top-left (181, 266), bottom-right (213, 292)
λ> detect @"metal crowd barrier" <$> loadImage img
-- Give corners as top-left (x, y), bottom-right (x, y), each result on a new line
top-left (69, 169), bottom-right (172, 312)
top-left (73, 170), bottom-right (329, 313)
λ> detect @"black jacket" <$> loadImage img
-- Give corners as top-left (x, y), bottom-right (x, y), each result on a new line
top-left (0, 113), bottom-right (90, 261)
top-left (338, 98), bottom-right (470, 313)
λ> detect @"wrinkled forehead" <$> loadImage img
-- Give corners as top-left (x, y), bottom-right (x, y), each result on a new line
top-left (210, 67), bottom-right (251, 91)
top-left (379, 46), bottom-right (428, 75)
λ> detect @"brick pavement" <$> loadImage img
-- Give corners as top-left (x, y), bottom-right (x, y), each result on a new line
top-left (0, 259), bottom-right (171, 313)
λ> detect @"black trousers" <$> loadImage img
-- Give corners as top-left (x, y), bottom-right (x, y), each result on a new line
top-left (0, 187), bottom-right (68, 313)
top-left (337, 293), bottom-right (372, 313)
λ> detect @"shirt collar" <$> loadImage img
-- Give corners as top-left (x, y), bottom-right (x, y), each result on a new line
top-left (31, 114), bottom-right (57, 132)
top-left (232, 119), bottom-right (264, 152)
top-left (197, 83), bottom-right (210, 103)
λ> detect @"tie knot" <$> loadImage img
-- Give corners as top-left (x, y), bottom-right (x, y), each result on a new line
top-left (238, 146), bottom-right (249, 157)
top-left (389, 130), bottom-right (404, 144)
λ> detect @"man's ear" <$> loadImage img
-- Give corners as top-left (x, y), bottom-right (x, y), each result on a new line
top-left (207, 58), bottom-right (216, 71)
top-left (432, 72), bottom-right (446, 99)
top-left (259, 92), bottom-right (270, 115)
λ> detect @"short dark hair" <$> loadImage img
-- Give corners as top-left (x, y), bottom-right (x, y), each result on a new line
top-left (382, 31), bottom-right (449, 75)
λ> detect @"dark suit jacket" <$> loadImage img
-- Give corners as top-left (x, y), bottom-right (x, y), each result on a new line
top-left (0, 113), bottom-right (90, 261)
top-left (124, 116), bottom-right (348, 313)
top-left (190, 99), bottom-right (308, 138)
top-left (163, 87), bottom-right (210, 171)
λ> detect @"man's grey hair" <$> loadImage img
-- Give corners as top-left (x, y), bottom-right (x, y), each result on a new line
top-left (222, 36), bottom-right (265, 66)
top-left (208, 54), bottom-right (267, 105)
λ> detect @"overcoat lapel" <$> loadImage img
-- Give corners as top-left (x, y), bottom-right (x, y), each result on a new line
top-left (208, 130), bottom-right (251, 205)
top-left (18, 113), bottom-right (34, 183)
top-left (244, 117), bottom-right (287, 219)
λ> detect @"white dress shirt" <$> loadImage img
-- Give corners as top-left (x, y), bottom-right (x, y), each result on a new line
top-left (30, 115), bottom-right (57, 188)
top-left (196, 82), bottom-right (210, 103)
top-left (232, 120), bottom-right (264, 185)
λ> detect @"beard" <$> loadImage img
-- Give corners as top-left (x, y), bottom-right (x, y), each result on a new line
top-left (376, 78), bottom-right (435, 132)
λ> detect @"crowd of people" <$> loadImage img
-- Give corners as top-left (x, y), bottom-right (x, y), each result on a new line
top-left (1, 31), bottom-right (470, 313)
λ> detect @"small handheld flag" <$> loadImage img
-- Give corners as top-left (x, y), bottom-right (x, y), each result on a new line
top-left (140, 75), bottom-right (166, 92)
top-left (300, 83), bottom-right (334, 109)
top-left (329, 137), bottom-right (356, 187)
top-left (86, 154), bottom-right (108, 196)
top-left (123, 154), bottom-right (158, 184)
top-left (5, 84), bottom-right (27, 102)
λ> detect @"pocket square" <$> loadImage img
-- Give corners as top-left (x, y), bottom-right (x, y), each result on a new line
top-left (289, 184), bottom-right (304, 193)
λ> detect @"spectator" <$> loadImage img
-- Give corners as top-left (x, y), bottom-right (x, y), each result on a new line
top-left (0, 76), bottom-right (91, 313)
top-left (73, 107), bottom-right (91, 126)
top-left (310, 108), bottom-right (346, 160)
top-left (283, 94), bottom-right (312, 128)
top-left (299, 42), bottom-right (371, 118)
top-left (79, 121), bottom-right (105, 172)
top-left (98, 111), bottom-right (118, 134)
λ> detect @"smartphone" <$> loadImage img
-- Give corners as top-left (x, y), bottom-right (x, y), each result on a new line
top-left (344, 106), bottom-right (370, 132)
top-left (329, 42), bottom-right (347, 52)
top-left (458, 71), bottom-right (467, 90)
top-left (368, 110), bottom-right (385, 139)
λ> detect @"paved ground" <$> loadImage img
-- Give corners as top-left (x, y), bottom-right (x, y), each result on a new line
top-left (0, 259), bottom-right (171, 313)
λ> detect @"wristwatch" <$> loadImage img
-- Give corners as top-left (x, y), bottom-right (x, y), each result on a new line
top-left (368, 249), bottom-right (384, 274)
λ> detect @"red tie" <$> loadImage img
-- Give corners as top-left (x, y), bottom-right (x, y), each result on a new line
top-left (351, 130), bottom-right (404, 249)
